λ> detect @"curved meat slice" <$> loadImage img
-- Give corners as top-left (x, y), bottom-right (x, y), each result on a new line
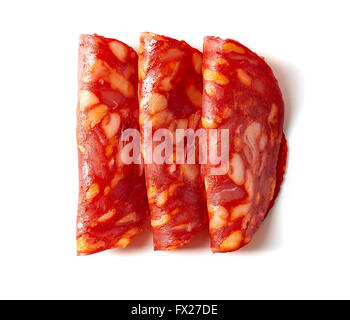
top-left (202, 36), bottom-right (287, 252)
top-left (76, 34), bottom-right (149, 255)
top-left (139, 32), bottom-right (208, 250)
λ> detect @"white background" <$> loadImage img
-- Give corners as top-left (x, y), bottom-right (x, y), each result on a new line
top-left (0, 0), bottom-right (349, 300)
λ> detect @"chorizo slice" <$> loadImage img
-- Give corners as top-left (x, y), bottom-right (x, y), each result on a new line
top-left (202, 36), bottom-right (287, 252)
top-left (76, 34), bottom-right (149, 255)
top-left (139, 32), bottom-right (207, 250)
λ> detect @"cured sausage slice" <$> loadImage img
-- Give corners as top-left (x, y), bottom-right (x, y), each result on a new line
top-left (76, 34), bottom-right (149, 255)
top-left (139, 32), bottom-right (207, 250)
top-left (202, 36), bottom-right (287, 252)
